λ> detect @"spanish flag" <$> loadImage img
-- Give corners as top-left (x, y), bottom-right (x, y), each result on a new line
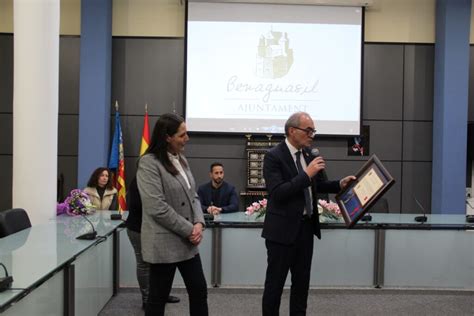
top-left (108, 101), bottom-right (127, 212)
top-left (139, 105), bottom-right (150, 156)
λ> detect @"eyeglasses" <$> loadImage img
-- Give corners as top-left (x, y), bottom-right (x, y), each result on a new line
top-left (291, 126), bottom-right (317, 138)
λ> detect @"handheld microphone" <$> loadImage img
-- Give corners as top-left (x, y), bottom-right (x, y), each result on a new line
top-left (310, 148), bottom-right (320, 158)
top-left (76, 212), bottom-right (97, 240)
top-left (413, 196), bottom-right (427, 223)
top-left (308, 148), bottom-right (331, 205)
top-left (309, 148), bottom-right (328, 180)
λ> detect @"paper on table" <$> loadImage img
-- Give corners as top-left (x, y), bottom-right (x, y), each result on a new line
top-left (353, 167), bottom-right (383, 206)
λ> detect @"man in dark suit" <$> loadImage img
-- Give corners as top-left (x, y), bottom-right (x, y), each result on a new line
top-left (261, 112), bottom-right (355, 315)
top-left (197, 162), bottom-right (239, 215)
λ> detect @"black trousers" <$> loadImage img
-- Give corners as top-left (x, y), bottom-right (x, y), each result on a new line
top-left (262, 219), bottom-right (314, 316)
top-left (145, 254), bottom-right (208, 316)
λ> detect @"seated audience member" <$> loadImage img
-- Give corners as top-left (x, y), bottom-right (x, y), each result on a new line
top-left (125, 177), bottom-right (180, 309)
top-left (84, 167), bottom-right (118, 210)
top-left (197, 162), bottom-right (239, 215)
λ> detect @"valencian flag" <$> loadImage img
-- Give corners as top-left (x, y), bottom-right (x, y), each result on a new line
top-left (139, 104), bottom-right (150, 156)
top-left (108, 101), bottom-right (127, 211)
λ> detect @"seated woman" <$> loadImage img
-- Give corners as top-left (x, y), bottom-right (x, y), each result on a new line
top-left (84, 167), bottom-right (118, 210)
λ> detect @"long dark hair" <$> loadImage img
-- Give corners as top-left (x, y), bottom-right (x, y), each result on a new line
top-left (145, 113), bottom-right (187, 175)
top-left (87, 167), bottom-right (114, 189)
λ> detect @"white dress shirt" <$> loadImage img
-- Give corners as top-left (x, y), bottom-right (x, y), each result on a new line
top-left (167, 152), bottom-right (191, 189)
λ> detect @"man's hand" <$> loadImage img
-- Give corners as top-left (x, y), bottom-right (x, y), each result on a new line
top-left (305, 156), bottom-right (326, 178)
top-left (189, 223), bottom-right (204, 245)
top-left (340, 175), bottom-right (356, 189)
top-left (207, 206), bottom-right (222, 215)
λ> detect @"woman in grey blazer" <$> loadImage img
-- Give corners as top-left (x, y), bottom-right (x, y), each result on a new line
top-left (137, 113), bottom-right (208, 316)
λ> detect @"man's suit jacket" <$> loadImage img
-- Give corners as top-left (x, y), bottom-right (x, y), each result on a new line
top-left (137, 153), bottom-right (205, 264)
top-left (197, 181), bottom-right (239, 213)
top-left (261, 141), bottom-right (340, 245)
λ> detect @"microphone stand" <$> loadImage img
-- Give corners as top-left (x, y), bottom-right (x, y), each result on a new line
top-left (466, 199), bottom-right (474, 223)
top-left (76, 212), bottom-right (97, 240)
top-left (413, 196), bottom-right (427, 223)
top-left (0, 263), bottom-right (13, 292)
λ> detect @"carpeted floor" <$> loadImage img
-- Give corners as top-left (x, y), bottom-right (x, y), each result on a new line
top-left (99, 287), bottom-right (474, 315)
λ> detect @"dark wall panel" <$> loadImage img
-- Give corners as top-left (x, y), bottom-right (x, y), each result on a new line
top-left (401, 162), bottom-right (432, 213)
top-left (58, 115), bottom-right (79, 156)
top-left (186, 135), bottom-right (248, 159)
top-left (112, 38), bottom-right (185, 116)
top-left (363, 121), bottom-right (402, 161)
top-left (57, 36), bottom-right (80, 199)
top-left (0, 114), bottom-right (12, 155)
top-left (0, 35), bottom-right (13, 113)
top-left (0, 156), bottom-right (12, 210)
top-left (404, 45), bottom-right (434, 121)
top-left (59, 37), bottom-right (80, 114)
top-left (403, 121), bottom-right (433, 161)
top-left (363, 44), bottom-right (404, 120)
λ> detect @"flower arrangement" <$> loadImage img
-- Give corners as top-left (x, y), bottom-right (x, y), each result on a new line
top-left (245, 198), bottom-right (267, 219)
top-left (57, 189), bottom-right (96, 216)
top-left (318, 199), bottom-right (342, 222)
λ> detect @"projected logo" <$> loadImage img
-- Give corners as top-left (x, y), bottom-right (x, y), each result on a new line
top-left (256, 29), bottom-right (294, 79)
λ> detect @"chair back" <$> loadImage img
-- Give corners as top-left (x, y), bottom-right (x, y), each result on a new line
top-left (0, 208), bottom-right (32, 238)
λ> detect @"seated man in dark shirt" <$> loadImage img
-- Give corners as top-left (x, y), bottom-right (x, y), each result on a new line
top-left (197, 162), bottom-right (239, 215)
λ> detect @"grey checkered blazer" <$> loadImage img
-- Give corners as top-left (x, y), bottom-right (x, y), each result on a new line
top-left (137, 153), bottom-right (205, 264)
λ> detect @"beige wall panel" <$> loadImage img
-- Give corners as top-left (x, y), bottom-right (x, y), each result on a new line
top-left (365, 0), bottom-right (435, 43)
top-left (113, 0), bottom-right (185, 37)
top-left (0, 0), bottom-right (13, 33)
top-left (60, 0), bottom-right (80, 35)
top-left (0, 0), bottom-right (80, 35)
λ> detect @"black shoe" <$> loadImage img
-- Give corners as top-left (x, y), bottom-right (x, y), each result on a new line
top-left (167, 295), bottom-right (180, 303)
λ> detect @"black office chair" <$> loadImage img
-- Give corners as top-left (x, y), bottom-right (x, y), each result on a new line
top-left (0, 208), bottom-right (32, 238)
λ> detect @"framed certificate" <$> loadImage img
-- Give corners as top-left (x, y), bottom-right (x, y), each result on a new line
top-left (335, 154), bottom-right (395, 228)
